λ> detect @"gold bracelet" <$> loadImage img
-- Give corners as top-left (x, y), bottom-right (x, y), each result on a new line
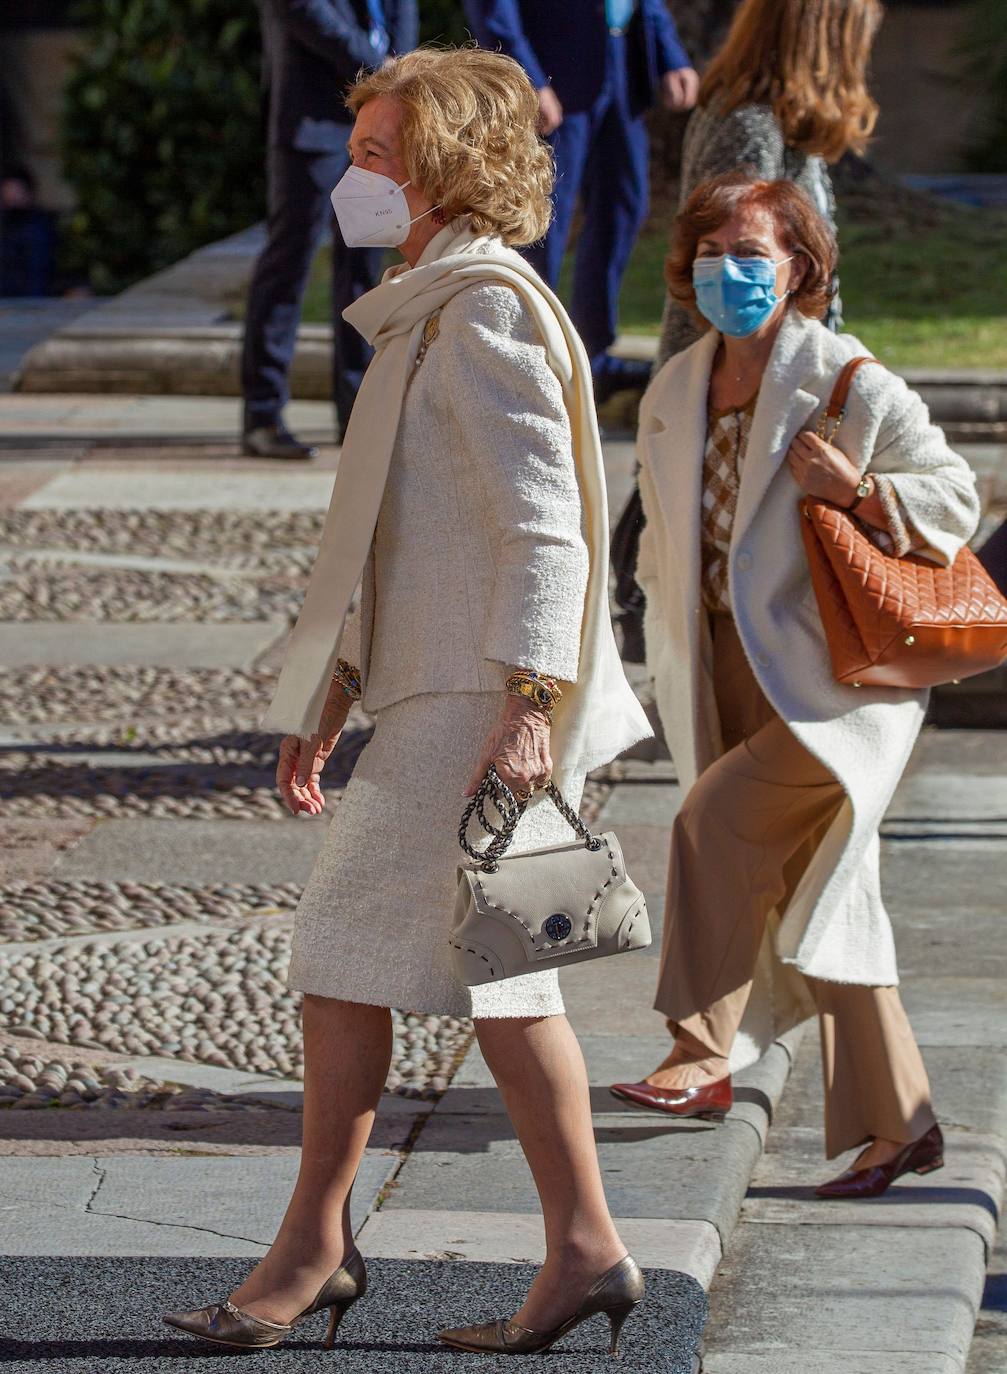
top-left (332, 658), bottom-right (362, 701)
top-left (505, 669), bottom-right (563, 714)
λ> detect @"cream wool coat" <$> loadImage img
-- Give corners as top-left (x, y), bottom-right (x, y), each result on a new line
top-left (637, 310), bottom-right (979, 1018)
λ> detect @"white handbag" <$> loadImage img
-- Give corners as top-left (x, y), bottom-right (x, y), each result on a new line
top-left (450, 767), bottom-right (651, 986)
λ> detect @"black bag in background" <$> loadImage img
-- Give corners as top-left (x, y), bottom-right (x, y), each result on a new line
top-left (611, 484), bottom-right (647, 663)
top-left (978, 516), bottom-right (1007, 597)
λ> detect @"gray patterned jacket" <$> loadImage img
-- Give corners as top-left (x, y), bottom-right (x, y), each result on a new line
top-left (655, 100), bottom-right (842, 369)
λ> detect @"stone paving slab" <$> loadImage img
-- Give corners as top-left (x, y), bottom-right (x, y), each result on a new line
top-left (922, 1047), bottom-right (1007, 1137)
top-left (0, 394), bottom-right (334, 445)
top-left (701, 1222), bottom-right (982, 1369)
top-left (55, 817), bottom-right (327, 884)
top-left (704, 1353), bottom-right (961, 1373)
top-left (0, 1256), bottom-right (706, 1373)
top-left (3, 544), bottom-right (258, 578)
top-left (0, 1153), bottom-right (395, 1255)
top-left (0, 621), bottom-right (284, 669)
top-left (597, 782), bottom-right (683, 826)
top-left (888, 773), bottom-right (1007, 820)
top-left (0, 459), bottom-right (70, 508)
top-left (381, 1111), bottom-right (763, 1234)
top-left (903, 729), bottom-right (1007, 775)
top-left (20, 467), bottom-right (336, 510)
top-left (0, 817), bottom-right (93, 880)
top-left (555, 953), bottom-right (673, 1037)
top-left (0, 1094), bottom-right (428, 1159)
top-left (357, 1209), bottom-right (722, 1286)
top-left (900, 978), bottom-right (1007, 1048)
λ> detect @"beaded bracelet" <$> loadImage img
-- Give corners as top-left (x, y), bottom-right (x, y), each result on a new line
top-left (332, 658), bottom-right (362, 701)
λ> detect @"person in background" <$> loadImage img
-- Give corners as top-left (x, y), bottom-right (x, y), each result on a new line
top-left (241, 0), bottom-right (418, 459)
top-left (465, 0), bottom-right (698, 402)
top-left (612, 172), bottom-right (980, 1198)
top-left (0, 166), bottom-right (57, 297)
top-left (655, 0), bottom-right (882, 367)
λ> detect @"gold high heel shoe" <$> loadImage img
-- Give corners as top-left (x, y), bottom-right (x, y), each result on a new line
top-left (163, 1246), bottom-right (367, 1351)
top-left (437, 1254), bottom-right (645, 1357)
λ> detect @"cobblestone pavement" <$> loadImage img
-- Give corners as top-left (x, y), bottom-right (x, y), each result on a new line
top-left (0, 494), bottom-right (609, 1114)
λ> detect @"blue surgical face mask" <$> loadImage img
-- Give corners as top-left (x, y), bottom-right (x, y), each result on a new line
top-left (692, 253), bottom-right (794, 337)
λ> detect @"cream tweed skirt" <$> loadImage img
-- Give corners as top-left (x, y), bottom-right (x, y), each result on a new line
top-left (287, 691), bottom-right (585, 1018)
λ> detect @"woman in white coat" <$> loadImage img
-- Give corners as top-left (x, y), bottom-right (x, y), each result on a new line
top-left (610, 171), bottom-right (980, 1199)
top-left (165, 48), bottom-right (651, 1356)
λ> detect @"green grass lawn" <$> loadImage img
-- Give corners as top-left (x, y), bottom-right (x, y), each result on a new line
top-left (293, 200), bottom-right (1007, 370)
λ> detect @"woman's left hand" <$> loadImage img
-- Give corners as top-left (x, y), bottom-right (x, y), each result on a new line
top-left (465, 696), bottom-right (553, 799)
top-left (786, 430), bottom-right (860, 506)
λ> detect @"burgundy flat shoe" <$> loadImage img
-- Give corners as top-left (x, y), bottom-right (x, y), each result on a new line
top-left (815, 1123), bottom-right (944, 1200)
top-left (609, 1076), bottom-right (732, 1121)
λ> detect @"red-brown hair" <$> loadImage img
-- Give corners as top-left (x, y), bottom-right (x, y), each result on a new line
top-left (666, 172), bottom-right (838, 327)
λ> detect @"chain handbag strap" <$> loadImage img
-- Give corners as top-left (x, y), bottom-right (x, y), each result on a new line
top-left (458, 765), bottom-right (604, 874)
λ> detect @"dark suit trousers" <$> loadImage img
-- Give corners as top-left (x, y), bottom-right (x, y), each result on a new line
top-left (241, 141), bottom-right (382, 436)
top-left (524, 33), bottom-right (650, 375)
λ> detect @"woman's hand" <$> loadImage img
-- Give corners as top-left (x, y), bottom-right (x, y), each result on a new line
top-left (465, 695), bottom-right (553, 799)
top-left (786, 430), bottom-right (861, 506)
top-left (275, 685), bottom-right (352, 816)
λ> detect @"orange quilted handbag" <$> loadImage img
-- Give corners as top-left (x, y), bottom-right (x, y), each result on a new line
top-left (800, 357), bottom-right (1007, 689)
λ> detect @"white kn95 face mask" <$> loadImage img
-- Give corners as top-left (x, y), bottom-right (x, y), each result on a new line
top-left (330, 165), bottom-right (438, 248)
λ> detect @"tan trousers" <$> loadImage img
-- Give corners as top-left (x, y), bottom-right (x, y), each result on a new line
top-left (655, 614), bottom-right (937, 1158)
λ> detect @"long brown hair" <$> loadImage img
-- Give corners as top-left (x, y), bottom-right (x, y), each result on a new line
top-left (699, 0), bottom-right (882, 162)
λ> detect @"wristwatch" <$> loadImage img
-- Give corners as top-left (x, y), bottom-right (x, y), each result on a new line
top-left (847, 474), bottom-right (873, 513)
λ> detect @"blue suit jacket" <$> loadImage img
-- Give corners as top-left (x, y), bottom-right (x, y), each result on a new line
top-left (463, 0), bottom-right (690, 116)
top-left (262, 0), bottom-right (419, 149)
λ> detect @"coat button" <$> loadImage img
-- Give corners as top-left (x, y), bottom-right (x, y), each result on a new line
top-left (756, 652), bottom-right (772, 668)
top-left (736, 552), bottom-right (753, 570)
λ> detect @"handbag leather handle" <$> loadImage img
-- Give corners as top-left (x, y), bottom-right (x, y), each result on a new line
top-left (822, 355), bottom-right (882, 425)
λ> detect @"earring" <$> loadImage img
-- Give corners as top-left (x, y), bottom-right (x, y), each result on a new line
top-left (431, 206), bottom-right (447, 226)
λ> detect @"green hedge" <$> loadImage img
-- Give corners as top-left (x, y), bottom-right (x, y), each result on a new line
top-left (61, 0), bottom-right (469, 294)
top-left (61, 0), bottom-right (266, 294)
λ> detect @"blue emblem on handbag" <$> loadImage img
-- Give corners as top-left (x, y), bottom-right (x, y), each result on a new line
top-left (544, 912), bottom-right (573, 942)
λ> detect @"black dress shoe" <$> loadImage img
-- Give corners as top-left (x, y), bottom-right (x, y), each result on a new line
top-left (242, 425), bottom-right (317, 460)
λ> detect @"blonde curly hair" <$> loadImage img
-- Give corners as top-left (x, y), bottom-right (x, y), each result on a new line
top-left (347, 47), bottom-right (554, 246)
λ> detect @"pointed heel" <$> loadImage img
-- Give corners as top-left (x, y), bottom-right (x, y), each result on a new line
top-left (323, 1299), bottom-right (354, 1350)
top-left (606, 1301), bottom-right (640, 1357)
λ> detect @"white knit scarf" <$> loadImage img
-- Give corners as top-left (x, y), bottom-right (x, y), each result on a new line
top-left (262, 221), bottom-right (650, 776)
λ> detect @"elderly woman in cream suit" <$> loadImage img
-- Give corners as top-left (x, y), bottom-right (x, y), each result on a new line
top-left (611, 171), bottom-right (979, 1199)
top-left (165, 47), bottom-right (653, 1360)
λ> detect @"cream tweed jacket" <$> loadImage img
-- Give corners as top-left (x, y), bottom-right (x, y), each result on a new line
top-left (339, 279), bottom-right (590, 717)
